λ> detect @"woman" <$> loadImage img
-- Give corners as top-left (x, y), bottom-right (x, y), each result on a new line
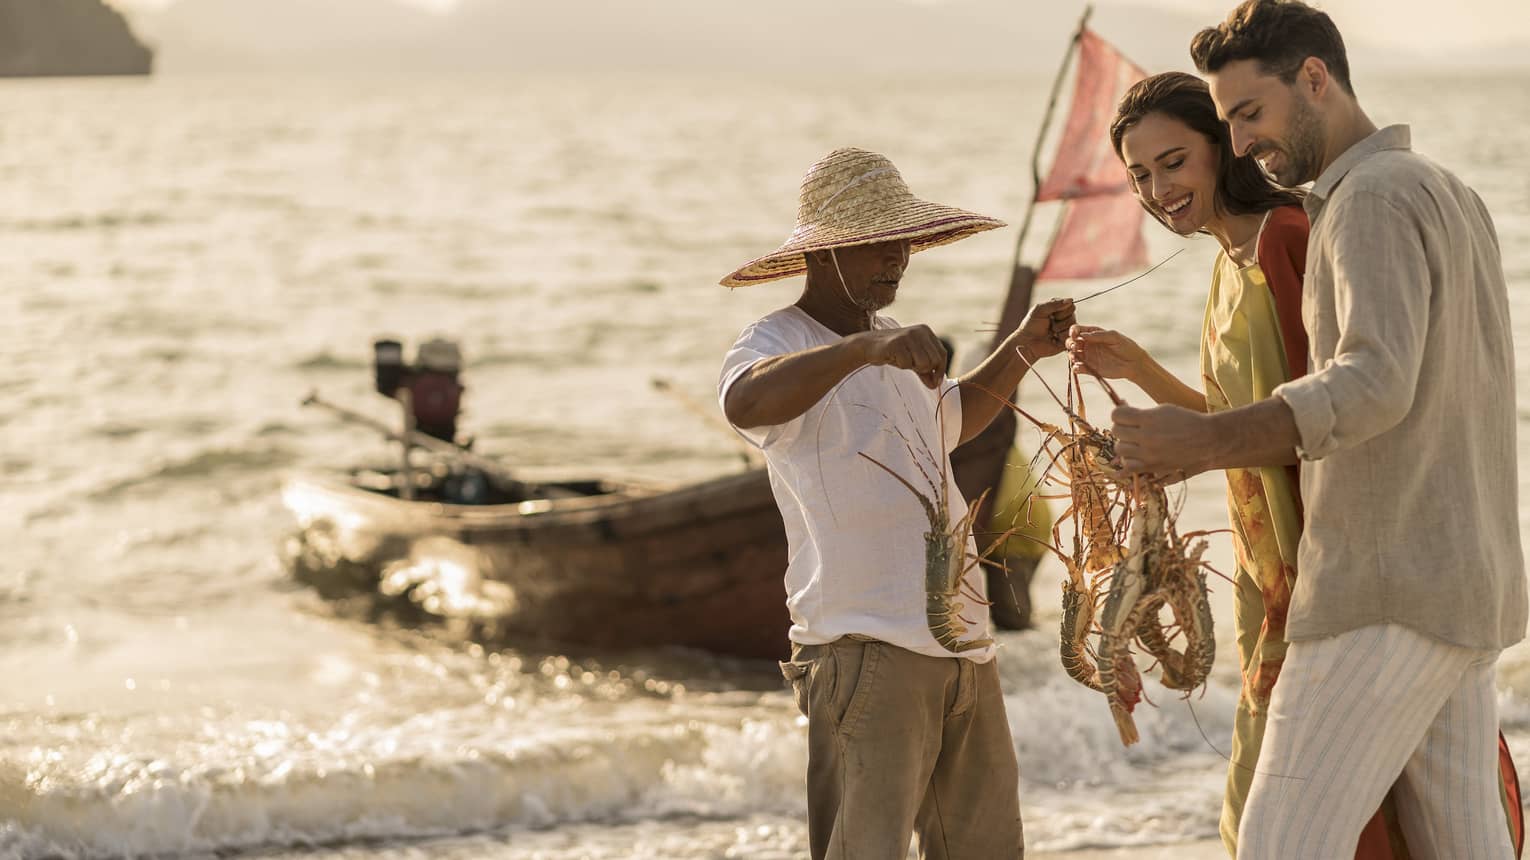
top-left (1068, 71), bottom-right (1523, 859)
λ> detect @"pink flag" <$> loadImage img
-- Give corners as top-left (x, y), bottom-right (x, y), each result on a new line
top-left (1036, 29), bottom-right (1151, 281)
top-left (1037, 193), bottom-right (1150, 281)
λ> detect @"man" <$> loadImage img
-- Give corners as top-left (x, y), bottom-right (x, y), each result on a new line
top-left (1106, 1), bottom-right (1527, 856)
top-left (718, 146), bottom-right (1073, 859)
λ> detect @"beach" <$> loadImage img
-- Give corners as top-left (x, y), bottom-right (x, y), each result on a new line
top-left (3, 69), bottom-right (1528, 858)
top-left (1036, 844), bottom-right (1224, 859)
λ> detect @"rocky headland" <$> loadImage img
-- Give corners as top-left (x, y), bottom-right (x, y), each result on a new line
top-left (0, 0), bottom-right (152, 77)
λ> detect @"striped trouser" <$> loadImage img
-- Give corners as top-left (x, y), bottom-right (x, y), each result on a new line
top-left (1238, 623), bottom-right (1513, 859)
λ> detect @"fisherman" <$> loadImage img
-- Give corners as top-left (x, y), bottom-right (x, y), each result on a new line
top-left (718, 146), bottom-right (1073, 860)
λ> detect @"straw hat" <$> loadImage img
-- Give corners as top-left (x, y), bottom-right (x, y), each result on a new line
top-left (720, 147), bottom-right (1007, 288)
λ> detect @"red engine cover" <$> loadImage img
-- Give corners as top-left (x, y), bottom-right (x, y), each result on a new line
top-left (408, 373), bottom-right (462, 431)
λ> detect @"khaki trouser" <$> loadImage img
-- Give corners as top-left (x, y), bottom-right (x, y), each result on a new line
top-left (781, 637), bottom-right (1023, 860)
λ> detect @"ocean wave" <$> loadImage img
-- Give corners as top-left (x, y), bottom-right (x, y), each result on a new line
top-left (256, 422), bottom-right (300, 438)
top-left (0, 675), bottom-right (1246, 860)
top-left (89, 446), bottom-right (296, 500)
top-left (1008, 673), bottom-right (1239, 789)
top-left (294, 352), bottom-right (369, 371)
top-left (430, 282), bottom-right (508, 301)
top-left (0, 569), bottom-right (32, 608)
top-left (0, 707), bottom-right (803, 860)
top-left (471, 351), bottom-right (565, 369)
top-left (87, 416), bottom-right (226, 441)
top-left (1, 211), bottom-right (171, 232)
top-left (295, 346), bottom-right (565, 374)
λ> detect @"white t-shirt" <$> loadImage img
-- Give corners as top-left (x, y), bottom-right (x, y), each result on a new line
top-left (718, 305), bottom-right (994, 662)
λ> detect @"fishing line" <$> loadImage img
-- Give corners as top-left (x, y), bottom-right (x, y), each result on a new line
top-left (1072, 248), bottom-right (1186, 304)
top-left (1186, 698), bottom-right (1307, 782)
top-left (978, 248), bottom-right (1191, 333)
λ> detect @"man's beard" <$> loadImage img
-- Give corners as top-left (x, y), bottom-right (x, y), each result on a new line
top-left (830, 248), bottom-right (894, 315)
top-left (1268, 96), bottom-right (1326, 186)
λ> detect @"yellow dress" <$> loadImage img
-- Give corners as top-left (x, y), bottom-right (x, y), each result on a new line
top-left (1201, 247), bottom-right (1306, 854)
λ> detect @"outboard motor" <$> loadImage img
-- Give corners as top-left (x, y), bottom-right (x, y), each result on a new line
top-left (371, 337), bottom-right (465, 444)
top-left (373, 338), bottom-right (407, 397)
top-left (409, 338), bottom-right (464, 443)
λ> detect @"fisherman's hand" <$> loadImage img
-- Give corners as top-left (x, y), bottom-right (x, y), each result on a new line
top-left (854, 324), bottom-right (947, 389)
top-left (1110, 403), bottom-right (1213, 480)
top-left (1011, 298), bottom-right (1076, 360)
top-left (1068, 325), bottom-right (1147, 381)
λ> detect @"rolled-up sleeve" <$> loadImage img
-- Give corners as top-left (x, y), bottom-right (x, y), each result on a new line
top-left (1272, 191), bottom-right (1432, 460)
top-left (719, 319), bottom-right (800, 449)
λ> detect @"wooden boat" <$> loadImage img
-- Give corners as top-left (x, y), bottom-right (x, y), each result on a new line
top-left (281, 397), bottom-right (1027, 660)
top-left (283, 461), bottom-right (792, 659)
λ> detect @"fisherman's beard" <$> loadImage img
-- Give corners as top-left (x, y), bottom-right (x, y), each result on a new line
top-left (830, 248), bottom-right (894, 316)
top-left (862, 287), bottom-right (896, 312)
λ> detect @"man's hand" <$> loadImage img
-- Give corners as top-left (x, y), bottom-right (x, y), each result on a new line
top-left (1110, 403), bottom-right (1219, 479)
top-left (854, 324), bottom-right (948, 389)
top-left (1010, 298), bottom-right (1076, 361)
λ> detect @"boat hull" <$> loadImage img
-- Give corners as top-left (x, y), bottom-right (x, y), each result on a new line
top-left (282, 468), bottom-right (792, 659)
top-left (281, 395), bottom-right (1032, 659)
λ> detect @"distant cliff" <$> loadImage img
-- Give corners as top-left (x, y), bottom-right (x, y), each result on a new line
top-left (0, 0), bottom-right (152, 77)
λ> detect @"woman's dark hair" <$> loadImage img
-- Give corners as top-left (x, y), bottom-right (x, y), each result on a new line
top-left (1190, 0), bottom-right (1353, 95)
top-left (1109, 71), bottom-right (1302, 233)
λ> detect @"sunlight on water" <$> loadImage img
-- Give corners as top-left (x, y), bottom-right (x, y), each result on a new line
top-left (1, 70), bottom-right (1527, 858)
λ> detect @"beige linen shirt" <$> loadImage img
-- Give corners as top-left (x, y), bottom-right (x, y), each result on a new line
top-left (1272, 124), bottom-right (1527, 650)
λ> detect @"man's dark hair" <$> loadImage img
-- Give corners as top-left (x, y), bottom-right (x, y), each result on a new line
top-left (1190, 0), bottom-right (1354, 95)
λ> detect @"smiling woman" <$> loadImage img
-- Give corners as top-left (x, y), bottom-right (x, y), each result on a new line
top-left (1108, 71), bottom-right (1301, 250)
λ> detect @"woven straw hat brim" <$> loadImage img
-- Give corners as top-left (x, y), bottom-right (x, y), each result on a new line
top-left (720, 201), bottom-right (1005, 288)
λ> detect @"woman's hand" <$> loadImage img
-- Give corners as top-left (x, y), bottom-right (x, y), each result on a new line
top-left (1067, 325), bottom-right (1148, 382)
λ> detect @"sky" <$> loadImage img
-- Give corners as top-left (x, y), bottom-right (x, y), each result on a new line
top-left (109, 0), bottom-right (1529, 53)
top-left (1158, 0), bottom-right (1528, 54)
top-left (101, 0), bottom-right (1530, 75)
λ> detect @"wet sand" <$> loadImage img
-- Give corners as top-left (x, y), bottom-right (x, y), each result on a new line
top-left (1035, 840), bottom-right (1224, 859)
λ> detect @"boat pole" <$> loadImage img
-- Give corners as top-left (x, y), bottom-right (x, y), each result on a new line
top-left (1003, 3), bottom-right (1094, 314)
top-left (650, 376), bottom-right (763, 469)
top-left (958, 5), bottom-right (1095, 625)
top-left (302, 390), bottom-right (580, 500)
top-left (398, 388), bottom-right (416, 501)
